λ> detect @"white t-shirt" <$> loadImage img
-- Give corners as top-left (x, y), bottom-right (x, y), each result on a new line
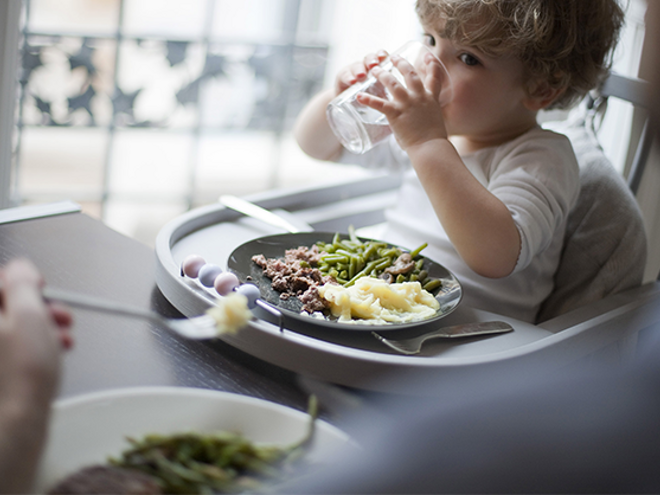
top-left (338, 126), bottom-right (580, 322)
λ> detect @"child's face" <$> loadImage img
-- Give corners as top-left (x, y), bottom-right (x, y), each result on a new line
top-left (422, 23), bottom-right (539, 148)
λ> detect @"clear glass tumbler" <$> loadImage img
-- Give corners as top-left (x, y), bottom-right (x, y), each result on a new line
top-left (327, 40), bottom-right (453, 154)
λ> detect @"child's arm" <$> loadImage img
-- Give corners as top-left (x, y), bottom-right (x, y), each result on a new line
top-left (358, 57), bottom-right (520, 278)
top-left (293, 88), bottom-right (342, 161)
top-left (294, 51), bottom-right (388, 162)
top-left (406, 139), bottom-right (521, 279)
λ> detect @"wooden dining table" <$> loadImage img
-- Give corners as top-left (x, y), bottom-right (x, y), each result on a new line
top-left (0, 202), bottom-right (313, 413)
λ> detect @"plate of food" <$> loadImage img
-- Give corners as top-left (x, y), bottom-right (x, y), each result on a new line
top-left (35, 387), bottom-right (352, 494)
top-left (226, 230), bottom-right (462, 333)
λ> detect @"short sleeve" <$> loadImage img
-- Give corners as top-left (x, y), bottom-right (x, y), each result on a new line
top-left (487, 131), bottom-right (580, 272)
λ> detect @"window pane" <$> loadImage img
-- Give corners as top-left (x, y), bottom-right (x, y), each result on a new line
top-left (28, 0), bottom-right (120, 35)
top-left (123, 0), bottom-right (208, 39)
top-left (194, 131), bottom-right (274, 204)
top-left (296, 0), bottom-right (334, 44)
top-left (18, 127), bottom-right (107, 200)
top-left (115, 39), bottom-right (205, 127)
top-left (21, 36), bottom-right (116, 127)
top-left (212, 0), bottom-right (288, 42)
top-left (108, 130), bottom-right (193, 198)
top-left (277, 133), bottom-right (369, 190)
top-left (104, 200), bottom-right (188, 247)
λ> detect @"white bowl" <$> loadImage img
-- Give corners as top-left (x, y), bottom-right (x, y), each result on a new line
top-left (34, 386), bottom-right (352, 492)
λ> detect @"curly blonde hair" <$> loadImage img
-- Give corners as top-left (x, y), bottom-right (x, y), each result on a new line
top-left (416, 0), bottom-right (625, 109)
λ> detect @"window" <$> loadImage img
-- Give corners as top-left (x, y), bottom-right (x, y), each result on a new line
top-left (3, 0), bottom-right (648, 246)
top-left (11, 0), bottom-right (370, 244)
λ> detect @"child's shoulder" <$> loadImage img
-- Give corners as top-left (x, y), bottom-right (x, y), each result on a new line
top-left (486, 126), bottom-right (577, 168)
top-left (506, 126), bottom-right (574, 151)
top-left (486, 126), bottom-right (579, 189)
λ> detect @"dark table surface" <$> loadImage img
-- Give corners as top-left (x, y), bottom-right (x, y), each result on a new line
top-left (0, 210), bottom-right (313, 413)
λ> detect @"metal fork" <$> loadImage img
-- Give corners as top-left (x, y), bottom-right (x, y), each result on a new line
top-left (372, 321), bottom-right (513, 355)
top-left (38, 286), bottom-right (228, 340)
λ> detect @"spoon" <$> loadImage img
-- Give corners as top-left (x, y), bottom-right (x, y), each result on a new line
top-left (219, 195), bottom-right (312, 234)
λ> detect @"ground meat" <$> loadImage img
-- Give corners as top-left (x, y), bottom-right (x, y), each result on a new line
top-left (252, 245), bottom-right (334, 313)
top-left (48, 465), bottom-right (162, 494)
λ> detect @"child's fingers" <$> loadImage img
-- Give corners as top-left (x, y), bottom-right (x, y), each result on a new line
top-left (336, 61), bottom-right (370, 93)
top-left (356, 92), bottom-right (393, 115)
top-left (391, 56), bottom-right (425, 94)
top-left (425, 56), bottom-right (450, 101)
top-left (364, 50), bottom-right (389, 69)
top-left (371, 66), bottom-right (409, 102)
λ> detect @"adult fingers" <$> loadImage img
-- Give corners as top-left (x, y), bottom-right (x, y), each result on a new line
top-left (48, 302), bottom-right (73, 330)
top-left (1, 259), bottom-right (45, 317)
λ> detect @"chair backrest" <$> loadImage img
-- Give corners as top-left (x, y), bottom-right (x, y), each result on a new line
top-left (536, 73), bottom-right (650, 323)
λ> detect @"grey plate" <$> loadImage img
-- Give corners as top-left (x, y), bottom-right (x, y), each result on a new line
top-left (227, 232), bottom-right (462, 333)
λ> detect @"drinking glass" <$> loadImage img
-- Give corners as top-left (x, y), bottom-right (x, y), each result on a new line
top-left (327, 40), bottom-right (453, 154)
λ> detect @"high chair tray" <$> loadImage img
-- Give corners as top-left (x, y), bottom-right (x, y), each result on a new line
top-left (154, 175), bottom-right (652, 393)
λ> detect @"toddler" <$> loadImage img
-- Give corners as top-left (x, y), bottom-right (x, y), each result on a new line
top-left (294, 0), bottom-right (625, 322)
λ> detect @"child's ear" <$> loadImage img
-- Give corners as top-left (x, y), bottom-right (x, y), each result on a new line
top-left (523, 81), bottom-right (565, 111)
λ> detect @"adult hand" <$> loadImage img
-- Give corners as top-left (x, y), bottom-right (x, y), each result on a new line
top-left (0, 258), bottom-right (73, 494)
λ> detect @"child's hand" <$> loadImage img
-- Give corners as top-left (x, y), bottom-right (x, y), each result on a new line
top-left (356, 54), bottom-right (448, 150)
top-left (334, 50), bottom-right (388, 96)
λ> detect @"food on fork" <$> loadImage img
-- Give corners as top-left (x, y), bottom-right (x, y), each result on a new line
top-left (206, 292), bottom-right (252, 335)
top-left (180, 256), bottom-right (262, 335)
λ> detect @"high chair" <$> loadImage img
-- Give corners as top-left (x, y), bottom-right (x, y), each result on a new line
top-left (537, 72), bottom-right (652, 322)
top-left (155, 73), bottom-right (660, 392)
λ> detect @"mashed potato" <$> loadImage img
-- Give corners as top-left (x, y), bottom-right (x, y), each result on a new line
top-left (206, 292), bottom-right (252, 334)
top-left (318, 277), bottom-right (440, 324)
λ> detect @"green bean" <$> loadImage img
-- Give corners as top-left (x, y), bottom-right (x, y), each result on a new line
top-left (309, 227), bottom-right (443, 293)
top-left (349, 257), bottom-right (357, 279)
top-left (423, 279), bottom-right (443, 292)
top-left (374, 258), bottom-right (392, 271)
top-left (409, 242), bottom-right (428, 259)
top-left (321, 254), bottom-right (348, 264)
top-left (348, 224), bottom-right (359, 243)
top-left (109, 397), bottom-right (319, 494)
